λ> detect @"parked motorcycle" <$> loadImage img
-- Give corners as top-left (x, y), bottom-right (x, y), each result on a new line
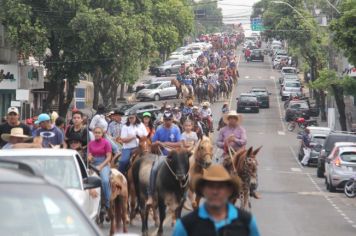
top-left (287, 115), bottom-right (318, 132)
top-left (344, 174), bottom-right (356, 198)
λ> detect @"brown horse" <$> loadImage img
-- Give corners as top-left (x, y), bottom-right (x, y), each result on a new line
top-left (227, 146), bottom-right (262, 210)
top-left (188, 136), bottom-right (214, 209)
top-left (171, 78), bottom-right (182, 99)
top-left (208, 84), bottom-right (215, 103)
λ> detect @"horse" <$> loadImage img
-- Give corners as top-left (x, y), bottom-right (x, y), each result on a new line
top-left (228, 146), bottom-right (262, 210)
top-left (171, 78), bottom-right (182, 99)
top-left (188, 136), bottom-right (213, 209)
top-left (181, 84), bottom-right (191, 100)
top-left (219, 80), bottom-right (230, 99)
top-left (155, 149), bottom-right (191, 236)
top-left (127, 136), bottom-right (159, 226)
top-left (208, 84), bottom-right (216, 103)
top-left (195, 81), bottom-right (206, 104)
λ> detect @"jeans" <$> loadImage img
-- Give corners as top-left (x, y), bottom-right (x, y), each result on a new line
top-left (119, 147), bottom-right (135, 173)
top-left (148, 155), bottom-right (166, 196)
top-left (93, 157), bottom-right (111, 208)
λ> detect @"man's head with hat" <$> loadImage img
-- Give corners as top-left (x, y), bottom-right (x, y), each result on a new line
top-left (6, 107), bottom-right (20, 126)
top-left (223, 110), bottom-right (242, 127)
top-left (163, 111), bottom-right (174, 128)
top-left (194, 164), bottom-right (241, 208)
top-left (111, 109), bottom-right (124, 123)
top-left (1, 127), bottom-right (31, 145)
top-left (35, 113), bottom-right (52, 130)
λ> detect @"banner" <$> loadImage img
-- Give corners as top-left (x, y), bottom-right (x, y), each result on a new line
top-left (0, 64), bottom-right (18, 89)
top-left (19, 65), bottom-right (44, 89)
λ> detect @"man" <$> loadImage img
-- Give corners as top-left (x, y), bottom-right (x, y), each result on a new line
top-left (173, 164), bottom-right (260, 236)
top-left (200, 102), bottom-right (213, 132)
top-left (35, 113), bottom-right (66, 148)
top-left (66, 110), bottom-right (88, 151)
top-left (301, 128), bottom-right (312, 166)
top-left (107, 109), bottom-right (124, 143)
top-left (1, 127), bottom-right (41, 149)
top-left (217, 111), bottom-right (246, 156)
top-left (245, 48), bottom-right (251, 62)
top-left (146, 111), bottom-right (182, 205)
top-left (0, 107), bottom-right (31, 148)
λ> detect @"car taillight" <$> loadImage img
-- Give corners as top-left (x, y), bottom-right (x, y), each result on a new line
top-left (333, 156), bottom-right (341, 167)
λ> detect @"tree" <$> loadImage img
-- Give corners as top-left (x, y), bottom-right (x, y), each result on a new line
top-left (330, 0), bottom-right (356, 66)
top-left (193, 0), bottom-right (223, 35)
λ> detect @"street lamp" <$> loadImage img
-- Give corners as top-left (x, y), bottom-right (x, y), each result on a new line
top-left (271, 1), bottom-right (315, 28)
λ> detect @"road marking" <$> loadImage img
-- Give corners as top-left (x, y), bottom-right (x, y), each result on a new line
top-left (291, 167), bottom-right (302, 172)
top-left (244, 76), bottom-right (250, 79)
top-left (277, 131), bottom-right (285, 135)
top-left (289, 145), bottom-right (356, 230)
top-left (270, 76), bottom-right (275, 80)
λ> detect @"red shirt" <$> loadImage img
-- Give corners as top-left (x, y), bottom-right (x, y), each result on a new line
top-left (88, 138), bottom-right (112, 157)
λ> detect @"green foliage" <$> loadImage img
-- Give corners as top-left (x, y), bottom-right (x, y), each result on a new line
top-left (330, 0), bottom-right (356, 66)
top-left (193, 0), bottom-right (223, 34)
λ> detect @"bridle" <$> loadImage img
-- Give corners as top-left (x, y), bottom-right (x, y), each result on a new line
top-left (164, 158), bottom-right (189, 189)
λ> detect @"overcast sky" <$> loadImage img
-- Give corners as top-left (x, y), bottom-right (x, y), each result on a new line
top-left (218, 0), bottom-right (260, 30)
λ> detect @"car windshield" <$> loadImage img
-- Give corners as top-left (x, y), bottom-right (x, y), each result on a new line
top-left (289, 102), bottom-right (309, 109)
top-left (146, 83), bottom-right (161, 89)
top-left (3, 156), bottom-right (81, 189)
top-left (240, 96), bottom-right (257, 102)
top-left (285, 82), bottom-right (300, 88)
top-left (0, 184), bottom-right (96, 236)
top-left (283, 69), bottom-right (296, 74)
top-left (340, 151), bottom-right (356, 162)
top-left (325, 136), bottom-right (356, 152)
top-left (251, 90), bottom-right (267, 96)
top-left (162, 60), bottom-right (175, 66)
top-left (312, 136), bottom-right (326, 145)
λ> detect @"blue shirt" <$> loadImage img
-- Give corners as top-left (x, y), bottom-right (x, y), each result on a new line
top-left (152, 125), bottom-right (182, 155)
top-left (172, 203), bottom-right (260, 236)
top-left (183, 78), bottom-right (192, 85)
top-left (35, 125), bottom-right (64, 148)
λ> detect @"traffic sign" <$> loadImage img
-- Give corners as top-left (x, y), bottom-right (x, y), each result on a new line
top-left (251, 17), bottom-right (265, 31)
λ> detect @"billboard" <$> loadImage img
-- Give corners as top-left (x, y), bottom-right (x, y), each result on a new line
top-left (0, 64), bottom-right (18, 89)
top-left (19, 65), bottom-right (44, 89)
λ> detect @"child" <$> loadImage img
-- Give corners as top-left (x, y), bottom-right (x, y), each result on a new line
top-left (182, 120), bottom-right (198, 148)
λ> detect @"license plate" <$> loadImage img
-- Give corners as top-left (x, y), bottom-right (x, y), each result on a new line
top-left (245, 107), bottom-right (251, 110)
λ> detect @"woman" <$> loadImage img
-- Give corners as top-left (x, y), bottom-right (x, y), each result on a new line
top-left (88, 127), bottom-right (112, 210)
top-left (142, 112), bottom-right (155, 139)
top-left (89, 104), bottom-right (108, 132)
top-left (119, 112), bottom-right (147, 173)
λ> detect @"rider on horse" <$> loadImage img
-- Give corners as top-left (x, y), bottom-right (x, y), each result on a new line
top-left (200, 102), bottom-right (213, 132)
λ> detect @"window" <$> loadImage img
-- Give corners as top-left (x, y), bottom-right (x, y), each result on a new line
top-left (340, 151), bottom-right (356, 162)
top-left (75, 88), bottom-right (85, 98)
top-left (76, 101), bottom-right (85, 109)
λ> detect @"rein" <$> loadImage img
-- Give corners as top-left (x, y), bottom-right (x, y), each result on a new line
top-left (164, 158), bottom-right (189, 189)
top-left (228, 145), bottom-right (237, 173)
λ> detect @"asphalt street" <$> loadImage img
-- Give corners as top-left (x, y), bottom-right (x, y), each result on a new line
top-left (101, 50), bottom-right (356, 236)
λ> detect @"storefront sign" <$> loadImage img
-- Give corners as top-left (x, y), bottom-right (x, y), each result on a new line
top-left (19, 65), bottom-right (44, 89)
top-left (0, 64), bottom-right (18, 89)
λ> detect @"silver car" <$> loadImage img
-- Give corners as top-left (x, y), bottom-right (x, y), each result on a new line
top-left (136, 81), bottom-right (177, 101)
top-left (325, 142), bottom-right (356, 192)
top-left (0, 149), bottom-right (101, 221)
top-left (280, 80), bottom-right (302, 101)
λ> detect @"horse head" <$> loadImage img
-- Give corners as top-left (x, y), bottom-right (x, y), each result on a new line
top-left (166, 149), bottom-right (191, 186)
top-left (137, 136), bottom-right (152, 155)
top-left (194, 136), bottom-right (213, 169)
top-left (233, 146), bottom-right (262, 177)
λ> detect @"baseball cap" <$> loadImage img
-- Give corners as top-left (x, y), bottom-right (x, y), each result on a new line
top-left (143, 112), bottom-right (151, 117)
top-left (35, 113), bottom-right (51, 124)
top-left (7, 107), bottom-right (19, 115)
top-left (163, 111), bottom-right (173, 120)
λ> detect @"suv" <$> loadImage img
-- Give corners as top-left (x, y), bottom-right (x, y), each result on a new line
top-left (0, 158), bottom-right (102, 235)
top-left (136, 81), bottom-right (177, 101)
top-left (236, 93), bottom-right (259, 113)
top-left (249, 87), bottom-right (271, 108)
top-left (324, 143), bottom-right (356, 192)
top-left (317, 132), bottom-right (356, 178)
top-left (250, 49), bottom-right (264, 62)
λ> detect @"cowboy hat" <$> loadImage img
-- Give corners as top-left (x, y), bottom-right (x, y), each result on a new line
top-left (1, 128), bottom-right (31, 142)
top-left (201, 101), bottom-right (210, 107)
top-left (223, 110), bottom-right (242, 124)
top-left (193, 164), bottom-right (241, 199)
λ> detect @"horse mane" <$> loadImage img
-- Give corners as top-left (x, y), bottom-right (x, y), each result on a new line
top-left (233, 148), bottom-right (247, 174)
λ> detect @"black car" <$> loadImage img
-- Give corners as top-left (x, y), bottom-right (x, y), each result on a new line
top-left (316, 132), bottom-right (356, 178)
top-left (0, 158), bottom-right (102, 235)
top-left (250, 49), bottom-right (264, 62)
top-left (236, 93), bottom-right (259, 113)
top-left (284, 100), bottom-right (310, 121)
top-left (249, 87), bottom-right (271, 108)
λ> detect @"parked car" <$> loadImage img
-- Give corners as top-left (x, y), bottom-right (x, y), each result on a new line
top-left (249, 87), bottom-right (271, 108)
top-left (117, 102), bottom-right (160, 117)
top-left (279, 74), bottom-right (299, 84)
top-left (236, 93), bottom-right (259, 113)
top-left (154, 59), bottom-right (188, 76)
top-left (298, 127), bottom-right (331, 165)
top-left (273, 55), bottom-right (289, 69)
top-left (136, 81), bottom-right (177, 101)
top-left (0, 149), bottom-right (102, 221)
top-left (317, 132), bottom-right (356, 178)
top-left (0, 158), bottom-right (102, 236)
top-left (281, 67), bottom-right (297, 77)
top-left (325, 143), bottom-right (356, 192)
top-left (285, 100), bottom-right (310, 122)
top-left (133, 77), bottom-right (173, 93)
top-left (280, 80), bottom-right (302, 101)
top-left (272, 49), bottom-right (288, 61)
top-left (250, 49), bottom-right (264, 62)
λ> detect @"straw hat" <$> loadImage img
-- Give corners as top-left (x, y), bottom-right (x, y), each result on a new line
top-left (193, 164), bottom-right (241, 199)
top-left (1, 128), bottom-right (31, 142)
top-left (201, 101), bottom-right (210, 107)
top-left (223, 110), bottom-right (242, 124)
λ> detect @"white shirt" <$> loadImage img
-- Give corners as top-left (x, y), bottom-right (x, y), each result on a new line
top-left (89, 114), bottom-right (108, 132)
top-left (121, 122), bottom-right (148, 149)
top-left (200, 108), bottom-right (212, 118)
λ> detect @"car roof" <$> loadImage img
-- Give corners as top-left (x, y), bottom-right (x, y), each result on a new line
top-left (251, 87), bottom-right (267, 91)
top-left (130, 102), bottom-right (159, 108)
top-left (0, 149), bottom-right (77, 157)
top-left (307, 126), bottom-right (331, 135)
top-left (240, 93), bottom-right (257, 96)
top-left (334, 142), bottom-right (356, 147)
top-left (325, 134), bottom-right (356, 151)
top-left (281, 67), bottom-right (296, 70)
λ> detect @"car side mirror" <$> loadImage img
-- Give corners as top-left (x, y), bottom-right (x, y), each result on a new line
top-left (83, 176), bottom-right (102, 190)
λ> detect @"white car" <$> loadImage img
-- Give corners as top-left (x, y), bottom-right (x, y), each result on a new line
top-left (136, 80), bottom-right (177, 101)
top-left (0, 149), bottom-right (101, 221)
